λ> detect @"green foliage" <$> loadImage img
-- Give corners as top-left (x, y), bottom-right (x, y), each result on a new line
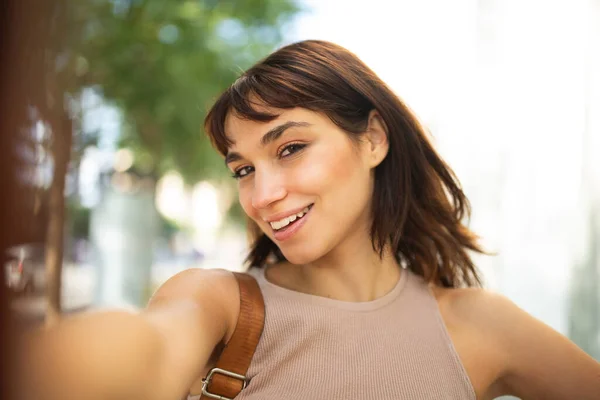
top-left (159, 213), bottom-right (184, 238)
top-left (66, 0), bottom-right (300, 183)
top-left (67, 201), bottom-right (91, 239)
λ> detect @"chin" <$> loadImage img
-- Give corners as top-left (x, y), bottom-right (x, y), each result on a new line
top-left (278, 243), bottom-right (326, 265)
top-left (281, 253), bottom-right (314, 265)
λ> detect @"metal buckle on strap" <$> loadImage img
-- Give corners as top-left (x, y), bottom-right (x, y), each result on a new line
top-left (201, 367), bottom-right (248, 400)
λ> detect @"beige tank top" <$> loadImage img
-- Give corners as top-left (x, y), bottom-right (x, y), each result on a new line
top-left (193, 267), bottom-right (475, 400)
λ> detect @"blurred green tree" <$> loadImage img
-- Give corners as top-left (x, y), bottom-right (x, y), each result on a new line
top-left (34, 0), bottom-right (299, 321)
top-left (67, 0), bottom-right (300, 182)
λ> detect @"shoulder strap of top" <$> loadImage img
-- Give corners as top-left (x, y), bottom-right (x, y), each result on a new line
top-left (200, 272), bottom-right (265, 400)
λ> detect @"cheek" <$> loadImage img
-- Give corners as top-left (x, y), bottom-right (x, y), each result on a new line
top-left (293, 141), bottom-right (363, 191)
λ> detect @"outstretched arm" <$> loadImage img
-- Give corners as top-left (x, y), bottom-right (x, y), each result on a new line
top-left (492, 294), bottom-right (600, 399)
top-left (17, 268), bottom-right (239, 400)
top-left (441, 287), bottom-right (600, 399)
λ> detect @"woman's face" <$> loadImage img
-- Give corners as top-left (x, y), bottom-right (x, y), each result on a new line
top-left (224, 107), bottom-right (387, 264)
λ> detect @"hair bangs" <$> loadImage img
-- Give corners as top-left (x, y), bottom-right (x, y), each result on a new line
top-left (205, 70), bottom-right (320, 156)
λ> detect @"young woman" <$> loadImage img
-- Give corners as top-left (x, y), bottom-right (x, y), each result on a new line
top-left (21, 40), bottom-right (600, 400)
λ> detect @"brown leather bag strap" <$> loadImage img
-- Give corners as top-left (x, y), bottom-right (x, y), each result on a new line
top-left (199, 272), bottom-right (265, 400)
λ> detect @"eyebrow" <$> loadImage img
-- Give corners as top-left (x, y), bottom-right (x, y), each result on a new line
top-left (225, 121), bottom-right (311, 165)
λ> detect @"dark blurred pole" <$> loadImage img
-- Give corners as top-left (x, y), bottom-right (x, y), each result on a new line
top-left (0, 2), bottom-right (38, 398)
top-left (1, 0), bottom-right (67, 396)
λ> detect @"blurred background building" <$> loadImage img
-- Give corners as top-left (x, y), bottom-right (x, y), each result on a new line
top-left (4, 0), bottom-right (599, 381)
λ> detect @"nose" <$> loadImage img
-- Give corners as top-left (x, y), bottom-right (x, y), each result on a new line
top-left (251, 169), bottom-right (287, 210)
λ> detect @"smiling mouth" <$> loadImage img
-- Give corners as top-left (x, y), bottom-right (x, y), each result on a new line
top-left (270, 204), bottom-right (313, 232)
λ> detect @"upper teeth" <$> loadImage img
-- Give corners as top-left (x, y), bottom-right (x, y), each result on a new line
top-left (270, 207), bottom-right (310, 230)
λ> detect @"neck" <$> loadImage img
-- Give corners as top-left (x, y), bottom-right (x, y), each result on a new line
top-left (274, 230), bottom-right (402, 302)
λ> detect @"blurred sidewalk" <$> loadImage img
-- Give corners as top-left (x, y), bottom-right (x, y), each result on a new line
top-left (10, 256), bottom-right (246, 322)
top-left (10, 264), bottom-right (95, 320)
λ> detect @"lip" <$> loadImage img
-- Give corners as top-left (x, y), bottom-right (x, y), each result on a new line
top-left (263, 204), bottom-right (313, 223)
top-left (272, 205), bottom-right (313, 242)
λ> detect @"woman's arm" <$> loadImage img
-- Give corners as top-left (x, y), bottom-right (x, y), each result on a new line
top-left (17, 268), bottom-right (239, 400)
top-left (490, 293), bottom-right (600, 399)
top-left (438, 287), bottom-right (600, 399)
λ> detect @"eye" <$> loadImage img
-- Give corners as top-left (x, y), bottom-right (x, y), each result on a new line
top-left (279, 143), bottom-right (306, 158)
top-left (232, 165), bottom-right (254, 180)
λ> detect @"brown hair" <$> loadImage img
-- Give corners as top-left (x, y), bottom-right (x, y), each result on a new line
top-left (205, 40), bottom-right (485, 288)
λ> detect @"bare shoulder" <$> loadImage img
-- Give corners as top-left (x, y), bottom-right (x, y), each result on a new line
top-left (148, 268), bottom-right (241, 343)
top-left (431, 285), bottom-right (513, 331)
top-left (431, 285), bottom-right (600, 399)
top-left (151, 268), bottom-right (239, 304)
top-left (430, 286), bottom-right (510, 399)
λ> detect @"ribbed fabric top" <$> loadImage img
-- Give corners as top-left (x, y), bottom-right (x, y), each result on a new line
top-left (193, 267), bottom-right (475, 400)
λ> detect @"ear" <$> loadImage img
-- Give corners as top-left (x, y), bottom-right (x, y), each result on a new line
top-left (364, 110), bottom-right (389, 168)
